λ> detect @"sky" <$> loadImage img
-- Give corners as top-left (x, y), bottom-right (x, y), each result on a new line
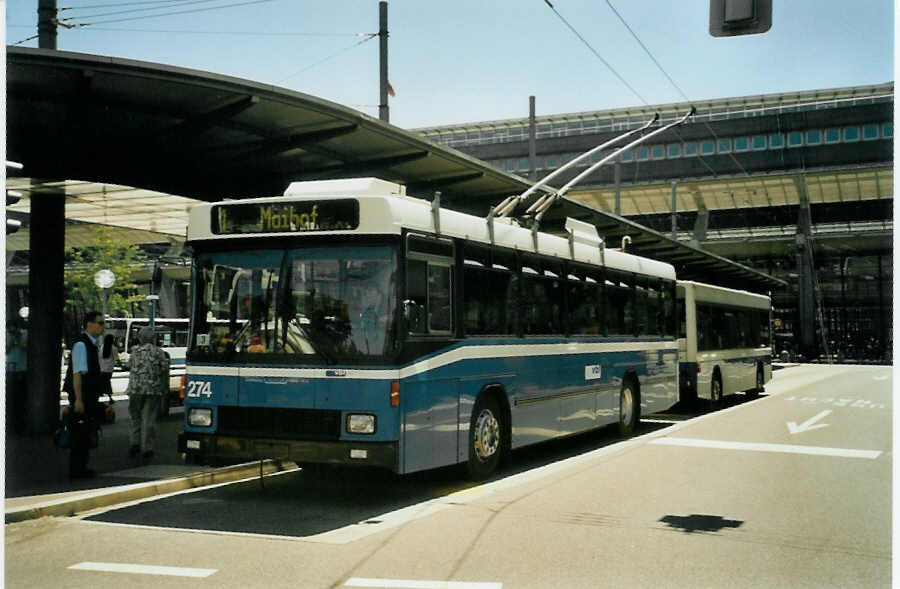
top-left (5, 0), bottom-right (895, 129)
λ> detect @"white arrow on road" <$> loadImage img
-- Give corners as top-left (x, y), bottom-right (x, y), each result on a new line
top-left (787, 410), bottom-right (832, 434)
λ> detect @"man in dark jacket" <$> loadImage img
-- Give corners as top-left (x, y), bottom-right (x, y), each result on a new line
top-left (61, 311), bottom-right (105, 478)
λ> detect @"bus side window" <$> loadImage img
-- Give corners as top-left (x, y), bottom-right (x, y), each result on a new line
top-left (406, 259), bottom-right (428, 334)
top-left (567, 266), bottom-right (602, 335)
top-left (520, 256), bottom-right (563, 335)
top-left (605, 271), bottom-right (634, 337)
top-left (428, 265), bottom-right (452, 332)
top-left (662, 279), bottom-right (675, 337)
top-left (634, 275), bottom-right (648, 336)
top-left (463, 266), bottom-right (514, 335)
top-left (645, 278), bottom-right (661, 336)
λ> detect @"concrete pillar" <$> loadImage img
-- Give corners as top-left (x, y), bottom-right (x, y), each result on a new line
top-left (614, 162), bottom-right (622, 216)
top-left (26, 185), bottom-right (66, 434)
top-left (528, 96), bottom-right (536, 181)
top-left (670, 181), bottom-right (678, 240)
top-left (690, 203), bottom-right (709, 248)
top-left (794, 175), bottom-right (816, 360)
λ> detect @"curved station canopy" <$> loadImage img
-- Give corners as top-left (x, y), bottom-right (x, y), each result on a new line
top-left (7, 47), bottom-right (783, 291)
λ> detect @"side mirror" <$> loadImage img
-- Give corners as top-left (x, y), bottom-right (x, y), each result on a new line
top-left (403, 300), bottom-right (423, 333)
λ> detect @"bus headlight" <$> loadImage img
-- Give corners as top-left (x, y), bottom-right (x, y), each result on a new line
top-left (346, 414), bottom-right (376, 434)
top-left (188, 407), bottom-right (212, 427)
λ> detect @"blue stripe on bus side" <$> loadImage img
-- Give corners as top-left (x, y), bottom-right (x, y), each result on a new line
top-left (184, 341), bottom-right (679, 468)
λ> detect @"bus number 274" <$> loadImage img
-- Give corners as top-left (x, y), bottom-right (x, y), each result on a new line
top-left (186, 380), bottom-right (213, 398)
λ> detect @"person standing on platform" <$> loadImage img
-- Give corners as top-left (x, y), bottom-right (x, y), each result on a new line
top-left (61, 311), bottom-right (105, 478)
top-left (99, 333), bottom-right (117, 401)
top-left (126, 326), bottom-right (169, 463)
top-left (5, 328), bottom-right (28, 435)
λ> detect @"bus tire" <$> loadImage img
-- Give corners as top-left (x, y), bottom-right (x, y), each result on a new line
top-left (618, 376), bottom-right (640, 437)
top-left (711, 372), bottom-right (724, 408)
top-left (466, 394), bottom-right (503, 481)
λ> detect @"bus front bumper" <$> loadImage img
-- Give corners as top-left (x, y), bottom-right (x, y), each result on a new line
top-left (178, 432), bottom-right (398, 471)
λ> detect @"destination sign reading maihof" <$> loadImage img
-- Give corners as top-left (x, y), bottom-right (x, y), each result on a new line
top-left (212, 199), bottom-right (359, 235)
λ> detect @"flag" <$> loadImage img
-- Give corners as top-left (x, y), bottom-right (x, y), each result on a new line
top-left (387, 81), bottom-right (395, 97)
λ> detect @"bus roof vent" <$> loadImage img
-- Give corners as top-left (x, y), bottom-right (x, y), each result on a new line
top-left (565, 217), bottom-right (604, 263)
top-left (283, 177), bottom-right (406, 198)
top-left (565, 217), bottom-right (602, 246)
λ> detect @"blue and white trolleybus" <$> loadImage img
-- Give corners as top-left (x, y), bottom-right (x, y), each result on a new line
top-left (179, 177), bottom-right (680, 479)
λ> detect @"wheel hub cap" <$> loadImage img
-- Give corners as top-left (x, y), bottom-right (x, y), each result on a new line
top-left (621, 387), bottom-right (634, 425)
top-left (473, 409), bottom-right (500, 460)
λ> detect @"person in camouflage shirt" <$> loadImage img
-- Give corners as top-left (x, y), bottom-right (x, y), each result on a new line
top-left (126, 326), bottom-right (170, 462)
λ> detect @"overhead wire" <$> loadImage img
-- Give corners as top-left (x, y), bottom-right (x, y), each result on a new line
top-left (542, 0), bottom-right (650, 107)
top-left (275, 33), bottom-right (378, 84)
top-left (60, 0), bottom-right (214, 10)
top-left (59, 0), bottom-right (276, 28)
top-left (603, 0), bottom-right (752, 179)
top-left (603, 0), bottom-right (763, 243)
top-left (65, 27), bottom-right (364, 37)
top-left (58, 0), bottom-right (235, 24)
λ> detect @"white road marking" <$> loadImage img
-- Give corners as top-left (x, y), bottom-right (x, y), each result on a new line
top-left (782, 396), bottom-right (887, 410)
top-left (68, 561), bottom-right (216, 578)
top-left (787, 409), bottom-right (832, 434)
top-left (345, 578), bottom-right (501, 589)
top-left (651, 437), bottom-right (881, 459)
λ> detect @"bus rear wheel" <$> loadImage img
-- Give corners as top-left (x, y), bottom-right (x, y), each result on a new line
top-left (618, 377), bottom-right (640, 437)
top-left (466, 395), bottom-right (503, 481)
top-left (711, 373), bottom-right (724, 408)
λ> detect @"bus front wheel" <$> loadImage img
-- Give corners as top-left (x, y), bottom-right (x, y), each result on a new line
top-left (618, 377), bottom-right (640, 437)
top-left (466, 395), bottom-right (503, 481)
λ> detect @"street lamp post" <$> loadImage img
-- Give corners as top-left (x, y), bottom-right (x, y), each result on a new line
top-left (94, 269), bottom-right (116, 318)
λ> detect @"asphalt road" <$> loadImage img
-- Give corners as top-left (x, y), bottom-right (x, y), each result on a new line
top-left (5, 364), bottom-right (892, 588)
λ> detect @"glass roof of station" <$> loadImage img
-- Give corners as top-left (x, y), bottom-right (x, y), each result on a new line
top-left (5, 178), bottom-right (200, 237)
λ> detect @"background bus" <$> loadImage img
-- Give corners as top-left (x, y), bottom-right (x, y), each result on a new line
top-left (106, 317), bottom-right (187, 413)
top-left (179, 178), bottom-right (680, 479)
top-left (677, 281), bottom-right (772, 405)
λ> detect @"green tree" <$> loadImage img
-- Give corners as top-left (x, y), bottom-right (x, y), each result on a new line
top-left (65, 227), bottom-right (147, 333)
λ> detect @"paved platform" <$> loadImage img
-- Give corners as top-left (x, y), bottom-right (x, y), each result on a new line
top-left (4, 403), bottom-right (293, 522)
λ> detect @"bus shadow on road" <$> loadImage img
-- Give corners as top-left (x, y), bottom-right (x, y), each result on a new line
top-left (85, 422), bottom-right (676, 538)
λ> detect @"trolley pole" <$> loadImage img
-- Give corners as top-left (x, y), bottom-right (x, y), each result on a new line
top-left (378, 1), bottom-right (389, 123)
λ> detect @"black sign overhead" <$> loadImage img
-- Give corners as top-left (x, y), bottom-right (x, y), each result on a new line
top-left (212, 199), bottom-right (360, 235)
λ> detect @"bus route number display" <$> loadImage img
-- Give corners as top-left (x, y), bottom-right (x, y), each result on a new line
top-left (212, 199), bottom-right (359, 234)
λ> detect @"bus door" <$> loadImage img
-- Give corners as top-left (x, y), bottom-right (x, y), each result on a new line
top-left (402, 233), bottom-right (459, 473)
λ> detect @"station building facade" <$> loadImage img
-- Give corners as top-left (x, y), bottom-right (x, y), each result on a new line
top-left (414, 84), bottom-right (893, 362)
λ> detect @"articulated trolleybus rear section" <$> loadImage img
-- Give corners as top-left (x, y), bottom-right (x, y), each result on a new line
top-left (178, 177), bottom-right (679, 479)
top-left (677, 280), bottom-right (773, 406)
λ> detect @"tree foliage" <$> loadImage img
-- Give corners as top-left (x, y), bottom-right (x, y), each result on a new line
top-left (65, 227), bottom-right (147, 327)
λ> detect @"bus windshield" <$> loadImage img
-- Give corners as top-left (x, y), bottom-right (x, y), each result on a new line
top-left (190, 245), bottom-right (397, 364)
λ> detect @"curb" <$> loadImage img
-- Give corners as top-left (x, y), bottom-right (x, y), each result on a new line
top-left (5, 459), bottom-right (298, 523)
